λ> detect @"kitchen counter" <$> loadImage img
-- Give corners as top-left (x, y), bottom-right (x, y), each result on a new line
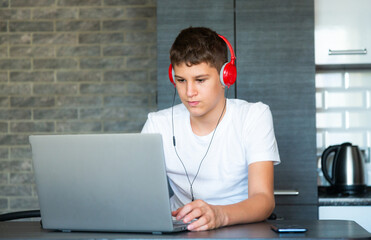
top-left (0, 220), bottom-right (371, 240)
top-left (318, 186), bottom-right (371, 206)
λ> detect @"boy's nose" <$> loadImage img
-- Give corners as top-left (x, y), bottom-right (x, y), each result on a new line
top-left (186, 82), bottom-right (197, 97)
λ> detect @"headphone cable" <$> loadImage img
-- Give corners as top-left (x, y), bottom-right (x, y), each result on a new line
top-left (171, 88), bottom-right (228, 201)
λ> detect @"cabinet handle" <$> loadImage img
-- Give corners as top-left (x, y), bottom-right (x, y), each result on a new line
top-left (274, 190), bottom-right (299, 196)
top-left (328, 49), bottom-right (367, 55)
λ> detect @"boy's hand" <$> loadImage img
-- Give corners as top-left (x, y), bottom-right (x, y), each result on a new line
top-left (171, 199), bottom-right (227, 231)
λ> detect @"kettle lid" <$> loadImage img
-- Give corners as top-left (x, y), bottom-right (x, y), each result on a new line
top-left (341, 142), bottom-right (352, 147)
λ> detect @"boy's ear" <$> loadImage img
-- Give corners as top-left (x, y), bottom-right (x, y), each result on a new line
top-left (168, 64), bottom-right (176, 87)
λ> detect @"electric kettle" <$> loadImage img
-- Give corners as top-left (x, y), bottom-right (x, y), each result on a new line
top-left (321, 142), bottom-right (367, 194)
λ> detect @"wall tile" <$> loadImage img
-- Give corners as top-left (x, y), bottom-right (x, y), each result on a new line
top-left (0, 72), bottom-right (7, 82)
top-left (33, 83), bottom-right (79, 95)
top-left (80, 83), bottom-right (126, 94)
top-left (348, 112), bottom-right (371, 128)
top-left (325, 131), bottom-right (365, 148)
top-left (10, 46), bottom-right (55, 57)
top-left (316, 92), bottom-right (323, 109)
top-left (103, 120), bottom-right (143, 132)
top-left (103, 45), bottom-right (147, 56)
top-left (0, 134), bottom-right (29, 145)
top-left (80, 57), bottom-right (124, 69)
top-left (10, 97), bottom-right (55, 108)
top-left (316, 112), bottom-right (342, 128)
top-left (0, 122), bottom-right (7, 132)
top-left (0, 148), bottom-right (8, 159)
top-left (0, 0), bottom-right (9, 8)
top-left (10, 173), bottom-right (34, 184)
top-left (347, 70), bottom-right (371, 88)
top-left (125, 7), bottom-right (156, 18)
top-left (56, 121), bottom-right (102, 133)
top-left (10, 122), bottom-right (54, 133)
top-left (0, 110), bottom-right (31, 120)
top-left (316, 72), bottom-right (342, 88)
top-left (0, 97), bottom-right (9, 107)
top-left (0, 9), bottom-right (30, 20)
top-left (33, 59), bottom-right (78, 70)
top-left (104, 70), bottom-right (146, 82)
top-left (56, 96), bottom-right (102, 107)
top-left (10, 197), bottom-right (39, 209)
top-left (0, 83), bottom-right (31, 95)
top-left (0, 59), bottom-right (30, 70)
top-left (325, 91), bottom-right (364, 108)
top-left (10, 146), bottom-right (31, 159)
top-left (102, 20), bottom-right (147, 31)
top-left (0, 173), bottom-right (8, 184)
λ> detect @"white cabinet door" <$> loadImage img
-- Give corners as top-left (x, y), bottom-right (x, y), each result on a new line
top-left (319, 206), bottom-right (371, 233)
top-left (315, 0), bottom-right (371, 65)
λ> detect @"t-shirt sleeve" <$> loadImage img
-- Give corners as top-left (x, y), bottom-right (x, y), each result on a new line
top-left (141, 113), bottom-right (156, 133)
top-left (244, 104), bottom-right (280, 165)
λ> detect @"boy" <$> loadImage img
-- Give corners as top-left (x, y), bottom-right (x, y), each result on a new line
top-left (141, 27), bottom-right (280, 231)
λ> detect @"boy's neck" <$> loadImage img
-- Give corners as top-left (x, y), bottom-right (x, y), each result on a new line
top-left (190, 98), bottom-right (227, 136)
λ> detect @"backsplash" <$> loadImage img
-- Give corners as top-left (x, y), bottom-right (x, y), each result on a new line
top-left (316, 69), bottom-right (371, 186)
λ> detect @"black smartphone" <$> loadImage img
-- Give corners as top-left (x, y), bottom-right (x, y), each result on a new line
top-left (271, 224), bottom-right (308, 233)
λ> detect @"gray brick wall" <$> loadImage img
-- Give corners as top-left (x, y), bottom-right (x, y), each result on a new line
top-left (0, 0), bottom-right (157, 214)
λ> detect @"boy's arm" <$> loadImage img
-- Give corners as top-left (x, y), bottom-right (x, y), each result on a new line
top-left (172, 161), bottom-right (275, 231)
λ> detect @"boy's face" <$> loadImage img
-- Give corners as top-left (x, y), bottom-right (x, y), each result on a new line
top-left (173, 62), bottom-right (226, 121)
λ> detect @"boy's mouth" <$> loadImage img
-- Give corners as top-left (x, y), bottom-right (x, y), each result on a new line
top-left (188, 101), bottom-right (199, 107)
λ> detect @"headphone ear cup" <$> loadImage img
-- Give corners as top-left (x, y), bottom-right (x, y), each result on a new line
top-left (220, 62), bottom-right (237, 88)
top-left (168, 64), bottom-right (176, 87)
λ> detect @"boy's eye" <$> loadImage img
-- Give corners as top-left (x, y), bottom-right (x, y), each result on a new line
top-left (196, 79), bottom-right (206, 83)
top-left (176, 78), bottom-right (185, 83)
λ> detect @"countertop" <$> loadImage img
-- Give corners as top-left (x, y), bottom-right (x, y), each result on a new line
top-left (318, 186), bottom-right (371, 206)
top-left (0, 220), bottom-right (371, 240)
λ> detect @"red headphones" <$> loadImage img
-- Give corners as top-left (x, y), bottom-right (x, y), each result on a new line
top-left (168, 34), bottom-right (237, 88)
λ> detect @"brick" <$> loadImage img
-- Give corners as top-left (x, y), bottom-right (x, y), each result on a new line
top-left (104, 0), bottom-right (147, 6)
top-left (79, 107), bottom-right (126, 120)
top-left (10, 160), bottom-right (32, 171)
top-left (10, 71), bottom-right (54, 82)
top-left (0, 122), bottom-right (7, 132)
top-left (33, 33), bottom-right (77, 44)
top-left (126, 7), bottom-right (156, 18)
top-left (11, 0), bottom-right (55, 7)
top-left (0, 134), bottom-right (29, 145)
top-left (125, 106), bottom-right (152, 120)
top-left (126, 57), bottom-right (156, 69)
top-left (80, 57), bottom-right (124, 69)
top-left (0, 110), bottom-right (31, 120)
top-left (33, 109), bottom-right (78, 120)
top-left (104, 70), bottom-right (146, 82)
top-left (33, 8), bottom-right (78, 20)
top-left (0, 198), bottom-right (8, 210)
top-left (0, 9), bottom-right (31, 20)
top-left (0, 46), bottom-right (7, 57)
top-left (56, 96), bottom-right (102, 107)
top-left (0, 59), bottom-right (30, 70)
top-left (0, 72), bottom-right (7, 82)
top-left (79, 8), bottom-right (125, 19)
top-left (103, 120), bottom-right (143, 132)
top-left (10, 46), bottom-right (55, 57)
top-left (80, 83), bottom-right (126, 94)
top-left (57, 71), bottom-right (101, 82)
top-left (0, 148), bottom-right (8, 159)
top-left (0, 22), bottom-right (6, 32)
top-left (10, 173), bottom-right (34, 184)
top-left (0, 0), bottom-right (8, 8)
top-left (9, 21), bottom-right (53, 32)
top-left (125, 32), bottom-right (156, 43)
top-left (57, 0), bottom-right (101, 6)
top-left (0, 97), bottom-right (8, 107)
top-left (56, 121), bottom-right (102, 133)
top-left (103, 45), bottom-right (147, 56)
top-left (0, 173), bottom-right (7, 184)
top-left (0, 83), bottom-right (31, 95)
top-left (10, 146), bottom-right (31, 159)
top-left (102, 20), bottom-right (147, 31)
top-left (10, 122), bottom-right (54, 133)
top-left (11, 34), bottom-right (31, 44)
top-left (0, 185), bottom-right (32, 197)
top-left (10, 197), bottom-right (39, 209)
top-left (104, 95), bottom-right (147, 107)
top-left (79, 33), bottom-right (123, 44)
top-left (33, 83), bottom-right (79, 95)
top-left (7, 34), bottom-right (32, 44)
top-left (10, 97), bottom-right (55, 108)
top-left (34, 58), bottom-right (78, 70)
top-left (126, 82), bottom-right (155, 94)
top-left (56, 20), bottom-right (100, 32)
top-left (56, 46), bottom-right (100, 57)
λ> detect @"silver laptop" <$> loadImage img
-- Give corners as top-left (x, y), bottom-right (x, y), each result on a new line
top-left (29, 133), bottom-right (188, 234)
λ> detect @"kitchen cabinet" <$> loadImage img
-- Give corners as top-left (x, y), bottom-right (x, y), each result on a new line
top-left (315, 0), bottom-right (371, 65)
top-left (157, 0), bottom-right (317, 220)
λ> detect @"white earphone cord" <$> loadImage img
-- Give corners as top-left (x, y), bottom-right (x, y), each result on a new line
top-left (171, 88), bottom-right (229, 201)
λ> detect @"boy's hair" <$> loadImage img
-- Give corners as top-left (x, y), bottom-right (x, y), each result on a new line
top-left (170, 27), bottom-right (228, 73)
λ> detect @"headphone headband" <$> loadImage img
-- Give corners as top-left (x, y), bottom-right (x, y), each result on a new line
top-left (168, 34), bottom-right (237, 88)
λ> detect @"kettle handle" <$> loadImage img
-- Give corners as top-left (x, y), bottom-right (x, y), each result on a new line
top-left (321, 145), bottom-right (340, 185)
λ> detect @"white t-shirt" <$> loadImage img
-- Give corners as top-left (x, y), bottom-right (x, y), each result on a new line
top-left (141, 99), bottom-right (280, 210)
